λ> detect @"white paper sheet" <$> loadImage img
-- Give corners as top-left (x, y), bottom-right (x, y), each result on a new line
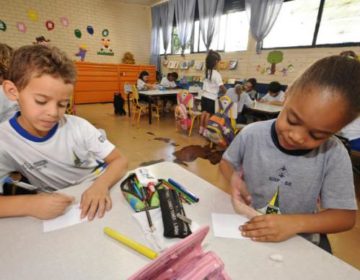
top-left (211, 213), bottom-right (249, 239)
top-left (43, 203), bottom-right (87, 232)
top-left (132, 208), bottom-right (199, 252)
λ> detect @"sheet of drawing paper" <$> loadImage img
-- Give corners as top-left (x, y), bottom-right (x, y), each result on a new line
top-left (43, 203), bottom-right (87, 232)
top-left (211, 213), bottom-right (249, 239)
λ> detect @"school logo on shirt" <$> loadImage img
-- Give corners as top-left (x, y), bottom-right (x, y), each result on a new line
top-left (268, 166), bottom-right (292, 186)
top-left (73, 151), bottom-right (90, 167)
top-left (22, 160), bottom-right (48, 170)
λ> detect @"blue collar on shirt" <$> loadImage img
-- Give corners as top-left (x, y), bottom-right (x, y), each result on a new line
top-left (270, 121), bottom-right (312, 156)
top-left (9, 112), bottom-right (59, 142)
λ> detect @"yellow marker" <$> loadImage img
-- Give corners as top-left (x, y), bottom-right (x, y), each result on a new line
top-left (104, 227), bottom-right (158, 260)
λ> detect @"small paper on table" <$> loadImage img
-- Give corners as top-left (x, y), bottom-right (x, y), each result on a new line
top-left (43, 203), bottom-right (87, 232)
top-left (211, 213), bottom-right (249, 239)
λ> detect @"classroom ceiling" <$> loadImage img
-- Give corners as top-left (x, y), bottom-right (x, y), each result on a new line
top-left (118, 0), bottom-right (160, 6)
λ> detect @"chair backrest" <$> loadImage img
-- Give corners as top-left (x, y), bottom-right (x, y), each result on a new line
top-left (124, 83), bottom-right (132, 94)
top-left (177, 90), bottom-right (194, 110)
top-left (131, 85), bottom-right (140, 105)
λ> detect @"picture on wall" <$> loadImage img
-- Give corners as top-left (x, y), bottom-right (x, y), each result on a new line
top-left (194, 61), bottom-right (203, 71)
top-left (228, 60), bottom-right (238, 70)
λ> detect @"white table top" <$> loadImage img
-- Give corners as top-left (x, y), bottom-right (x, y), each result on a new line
top-left (249, 101), bottom-right (283, 113)
top-left (139, 89), bottom-right (180, 96)
top-left (0, 162), bottom-right (359, 280)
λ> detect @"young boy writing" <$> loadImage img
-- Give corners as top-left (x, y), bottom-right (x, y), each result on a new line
top-left (220, 56), bottom-right (359, 251)
top-left (0, 45), bottom-right (128, 221)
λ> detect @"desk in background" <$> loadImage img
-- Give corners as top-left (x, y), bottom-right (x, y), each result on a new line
top-left (244, 101), bottom-right (283, 121)
top-left (0, 162), bottom-right (359, 280)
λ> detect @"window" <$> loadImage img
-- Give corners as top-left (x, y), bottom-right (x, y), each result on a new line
top-left (160, 10), bottom-right (249, 55)
top-left (193, 11), bottom-right (248, 53)
top-left (263, 0), bottom-right (360, 49)
top-left (316, 0), bottom-right (360, 45)
top-left (263, 0), bottom-right (320, 48)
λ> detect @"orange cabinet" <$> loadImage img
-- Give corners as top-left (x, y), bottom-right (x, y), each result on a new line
top-left (74, 62), bottom-right (155, 104)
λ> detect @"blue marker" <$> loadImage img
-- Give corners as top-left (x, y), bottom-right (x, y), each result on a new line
top-left (168, 178), bottom-right (199, 202)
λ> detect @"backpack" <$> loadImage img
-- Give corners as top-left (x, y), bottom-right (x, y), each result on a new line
top-left (113, 92), bottom-right (126, 115)
top-left (175, 91), bottom-right (192, 131)
top-left (205, 96), bottom-right (235, 147)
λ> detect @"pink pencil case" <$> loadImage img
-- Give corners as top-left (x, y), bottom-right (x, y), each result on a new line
top-left (128, 226), bottom-right (230, 280)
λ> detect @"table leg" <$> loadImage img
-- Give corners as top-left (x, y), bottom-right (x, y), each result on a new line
top-left (148, 97), bottom-right (152, 124)
top-left (127, 93), bottom-right (131, 117)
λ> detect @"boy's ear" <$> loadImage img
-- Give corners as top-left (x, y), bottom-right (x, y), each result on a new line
top-left (2, 80), bottom-right (19, 101)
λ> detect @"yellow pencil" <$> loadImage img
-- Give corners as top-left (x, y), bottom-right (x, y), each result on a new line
top-left (104, 227), bottom-right (158, 260)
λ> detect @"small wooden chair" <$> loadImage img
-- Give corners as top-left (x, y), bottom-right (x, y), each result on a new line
top-left (131, 85), bottom-right (160, 125)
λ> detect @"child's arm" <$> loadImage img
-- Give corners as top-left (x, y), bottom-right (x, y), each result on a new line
top-left (0, 193), bottom-right (74, 219)
top-left (219, 159), bottom-right (259, 218)
top-left (80, 148), bottom-right (128, 221)
top-left (240, 209), bottom-right (356, 242)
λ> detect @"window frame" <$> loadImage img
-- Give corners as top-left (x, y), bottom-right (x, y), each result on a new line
top-left (262, 0), bottom-right (360, 50)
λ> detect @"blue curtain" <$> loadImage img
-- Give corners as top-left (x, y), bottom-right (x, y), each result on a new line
top-left (159, 2), bottom-right (175, 58)
top-left (150, 5), bottom-right (161, 70)
top-left (245, 0), bottom-right (283, 53)
top-left (198, 0), bottom-right (225, 51)
top-left (172, 0), bottom-right (196, 56)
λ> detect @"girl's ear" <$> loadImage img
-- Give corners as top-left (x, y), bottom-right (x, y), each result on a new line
top-left (2, 80), bottom-right (19, 101)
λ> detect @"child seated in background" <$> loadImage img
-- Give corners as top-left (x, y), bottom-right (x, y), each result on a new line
top-left (244, 78), bottom-right (257, 100)
top-left (226, 84), bottom-right (253, 124)
top-left (0, 45), bottom-right (128, 221)
top-left (160, 72), bottom-right (178, 88)
top-left (220, 55), bottom-right (360, 252)
top-left (137, 70), bottom-right (155, 91)
top-left (0, 43), bottom-right (19, 123)
top-left (259, 81), bottom-right (285, 105)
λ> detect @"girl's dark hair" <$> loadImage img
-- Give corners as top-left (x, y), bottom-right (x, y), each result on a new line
top-left (205, 50), bottom-right (221, 80)
top-left (139, 70), bottom-right (149, 80)
top-left (289, 55), bottom-right (360, 120)
top-left (268, 81), bottom-right (281, 93)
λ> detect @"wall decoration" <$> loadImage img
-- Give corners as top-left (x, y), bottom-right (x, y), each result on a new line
top-left (45, 20), bottom-right (55, 31)
top-left (0, 20), bottom-right (7, 31)
top-left (60, 17), bottom-right (69, 27)
top-left (87, 25), bottom-right (94, 35)
top-left (167, 61), bottom-right (178, 69)
top-left (74, 29), bottom-right (82, 38)
top-left (162, 59), bottom-right (169, 66)
top-left (188, 60), bottom-right (195, 67)
top-left (102, 29), bottom-right (109, 37)
top-left (33, 36), bottom-right (50, 46)
top-left (194, 61), bottom-right (203, 71)
top-left (267, 50), bottom-right (283, 74)
top-left (228, 60), bottom-right (238, 70)
top-left (287, 64), bottom-right (294, 72)
top-left (16, 22), bottom-right (27, 33)
top-left (75, 45), bottom-right (87, 61)
top-left (27, 9), bottom-right (38, 21)
top-left (179, 61), bottom-right (189, 70)
top-left (122, 52), bottom-right (135, 64)
top-left (97, 38), bottom-right (114, 56)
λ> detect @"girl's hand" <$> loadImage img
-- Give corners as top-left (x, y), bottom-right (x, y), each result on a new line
top-left (230, 172), bottom-right (258, 218)
top-left (240, 214), bottom-right (298, 242)
top-left (231, 172), bottom-right (252, 205)
top-left (28, 193), bottom-right (74, 220)
top-left (80, 183), bottom-right (112, 221)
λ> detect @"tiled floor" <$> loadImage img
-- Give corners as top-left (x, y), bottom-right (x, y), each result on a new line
top-left (76, 102), bottom-right (360, 270)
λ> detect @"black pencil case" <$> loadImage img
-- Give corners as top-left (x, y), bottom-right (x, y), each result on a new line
top-left (158, 187), bottom-right (192, 238)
